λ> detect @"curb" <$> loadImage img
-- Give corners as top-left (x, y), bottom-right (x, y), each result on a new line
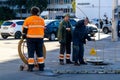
top-left (53, 69), bottom-right (120, 74)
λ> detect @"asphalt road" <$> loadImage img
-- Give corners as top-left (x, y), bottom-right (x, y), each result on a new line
top-left (1, 33), bottom-right (120, 80)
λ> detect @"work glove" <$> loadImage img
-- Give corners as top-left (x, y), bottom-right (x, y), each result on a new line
top-left (22, 33), bottom-right (26, 39)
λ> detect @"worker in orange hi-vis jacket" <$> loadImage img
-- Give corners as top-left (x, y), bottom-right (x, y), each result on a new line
top-left (22, 6), bottom-right (45, 72)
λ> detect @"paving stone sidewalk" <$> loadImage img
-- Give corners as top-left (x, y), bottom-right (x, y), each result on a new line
top-left (45, 36), bottom-right (120, 74)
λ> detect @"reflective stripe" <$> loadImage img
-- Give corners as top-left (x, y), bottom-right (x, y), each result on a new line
top-left (37, 57), bottom-right (44, 64)
top-left (27, 35), bottom-right (44, 38)
top-left (28, 58), bottom-right (34, 65)
top-left (59, 54), bottom-right (64, 59)
top-left (23, 26), bottom-right (28, 28)
top-left (66, 54), bottom-right (70, 56)
top-left (29, 25), bottom-right (44, 28)
top-left (66, 54), bottom-right (70, 59)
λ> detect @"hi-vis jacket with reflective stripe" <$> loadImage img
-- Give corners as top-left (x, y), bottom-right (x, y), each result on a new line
top-left (23, 15), bottom-right (45, 38)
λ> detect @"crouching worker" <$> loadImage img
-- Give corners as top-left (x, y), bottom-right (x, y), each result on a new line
top-left (73, 19), bottom-right (95, 66)
top-left (22, 6), bottom-right (45, 71)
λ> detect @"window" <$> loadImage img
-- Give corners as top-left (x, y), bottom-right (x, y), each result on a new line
top-left (54, 21), bottom-right (59, 27)
top-left (64, 0), bottom-right (67, 3)
top-left (70, 19), bottom-right (77, 26)
top-left (48, 22), bottom-right (54, 27)
top-left (55, 0), bottom-right (59, 4)
top-left (48, 21), bottom-right (59, 27)
top-left (60, 0), bottom-right (63, 4)
top-left (48, 0), bottom-right (50, 4)
top-left (16, 21), bottom-right (24, 25)
top-left (2, 22), bottom-right (13, 26)
top-left (22, 9), bottom-right (26, 13)
top-left (64, 0), bottom-right (71, 4)
top-left (51, 0), bottom-right (55, 4)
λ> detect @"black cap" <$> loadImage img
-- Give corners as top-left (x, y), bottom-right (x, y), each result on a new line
top-left (31, 6), bottom-right (40, 15)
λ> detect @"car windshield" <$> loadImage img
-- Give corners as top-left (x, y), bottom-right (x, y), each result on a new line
top-left (2, 22), bottom-right (13, 26)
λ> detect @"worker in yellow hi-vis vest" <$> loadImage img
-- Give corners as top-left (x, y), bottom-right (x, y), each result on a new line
top-left (22, 6), bottom-right (45, 72)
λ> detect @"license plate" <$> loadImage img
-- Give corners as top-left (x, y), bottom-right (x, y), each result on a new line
top-left (3, 27), bottom-right (8, 29)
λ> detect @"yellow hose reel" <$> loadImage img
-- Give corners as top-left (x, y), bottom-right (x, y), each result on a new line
top-left (18, 39), bottom-right (46, 64)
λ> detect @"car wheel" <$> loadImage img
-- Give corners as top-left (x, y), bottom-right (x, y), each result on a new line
top-left (15, 31), bottom-right (22, 39)
top-left (90, 33), bottom-right (95, 37)
top-left (103, 27), bottom-right (109, 34)
top-left (95, 24), bottom-right (99, 28)
top-left (49, 33), bottom-right (56, 41)
top-left (1, 35), bottom-right (8, 39)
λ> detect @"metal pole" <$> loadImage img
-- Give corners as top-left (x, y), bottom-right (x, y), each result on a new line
top-left (98, 0), bottom-right (101, 40)
top-left (112, 0), bottom-right (118, 41)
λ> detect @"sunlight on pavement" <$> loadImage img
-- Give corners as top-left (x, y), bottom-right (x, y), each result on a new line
top-left (95, 33), bottom-right (111, 40)
top-left (0, 47), bottom-right (19, 63)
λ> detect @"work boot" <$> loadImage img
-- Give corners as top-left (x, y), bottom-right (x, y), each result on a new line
top-left (80, 61), bottom-right (87, 65)
top-left (74, 62), bottom-right (80, 66)
top-left (39, 68), bottom-right (44, 71)
top-left (38, 64), bottom-right (45, 71)
top-left (27, 65), bottom-right (34, 72)
top-left (66, 59), bottom-right (73, 64)
top-left (59, 60), bottom-right (64, 65)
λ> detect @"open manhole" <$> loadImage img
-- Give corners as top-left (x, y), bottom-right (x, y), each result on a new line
top-left (86, 56), bottom-right (110, 66)
top-left (89, 62), bottom-right (110, 66)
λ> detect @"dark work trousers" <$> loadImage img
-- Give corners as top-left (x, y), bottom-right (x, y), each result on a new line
top-left (26, 38), bottom-right (44, 68)
top-left (73, 43), bottom-right (84, 63)
top-left (60, 42), bottom-right (71, 54)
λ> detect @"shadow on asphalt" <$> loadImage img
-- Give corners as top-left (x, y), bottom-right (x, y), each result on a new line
top-left (0, 37), bottom-right (58, 42)
top-left (0, 38), bottom-right (21, 40)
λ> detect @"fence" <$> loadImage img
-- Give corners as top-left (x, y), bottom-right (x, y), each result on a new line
top-left (84, 40), bottom-right (120, 62)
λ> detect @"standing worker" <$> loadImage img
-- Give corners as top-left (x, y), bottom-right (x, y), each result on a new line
top-left (73, 19), bottom-right (95, 66)
top-left (57, 14), bottom-right (73, 65)
top-left (99, 19), bottom-right (103, 29)
top-left (22, 6), bottom-right (45, 72)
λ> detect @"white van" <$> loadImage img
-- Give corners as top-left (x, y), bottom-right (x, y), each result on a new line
top-left (1, 20), bottom-right (24, 39)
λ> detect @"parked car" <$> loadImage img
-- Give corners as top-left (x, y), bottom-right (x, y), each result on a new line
top-left (90, 18), bottom-right (99, 27)
top-left (117, 20), bottom-right (120, 37)
top-left (70, 19), bottom-right (98, 37)
top-left (1, 20), bottom-right (24, 39)
top-left (44, 19), bottom-right (60, 41)
top-left (44, 19), bottom-right (79, 41)
top-left (102, 22), bottom-right (112, 34)
top-left (69, 19), bottom-right (77, 27)
top-left (86, 23), bottom-right (98, 36)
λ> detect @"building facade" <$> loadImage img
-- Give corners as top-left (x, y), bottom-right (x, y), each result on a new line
top-left (46, 0), bottom-right (75, 19)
